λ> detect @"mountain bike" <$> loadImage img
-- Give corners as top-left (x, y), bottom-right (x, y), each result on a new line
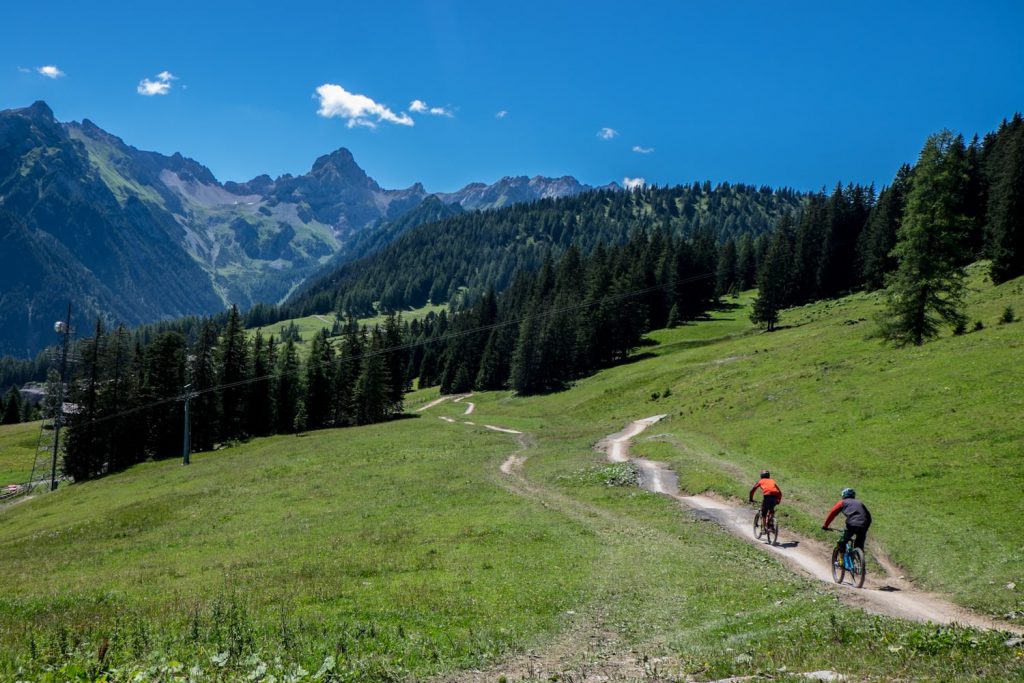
top-left (827, 529), bottom-right (866, 588)
top-left (752, 505), bottom-right (779, 545)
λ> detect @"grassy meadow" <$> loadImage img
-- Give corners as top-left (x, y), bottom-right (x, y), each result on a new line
top-left (247, 304), bottom-right (447, 351)
top-left (1, 268), bottom-right (1022, 680)
top-left (0, 420), bottom-right (42, 487)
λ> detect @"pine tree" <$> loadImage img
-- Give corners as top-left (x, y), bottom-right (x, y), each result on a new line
top-left (881, 131), bottom-right (970, 345)
top-left (247, 331), bottom-right (276, 437)
top-left (304, 328), bottom-right (335, 429)
top-left (355, 329), bottom-right (390, 424)
top-left (987, 125), bottom-right (1024, 283)
top-left (751, 215), bottom-right (795, 331)
top-left (275, 339), bottom-right (302, 434)
top-left (64, 320), bottom-right (106, 480)
top-left (716, 239), bottom-right (738, 295)
top-left (219, 305), bottom-right (250, 441)
top-left (735, 233), bottom-right (756, 290)
top-left (2, 386), bottom-right (21, 424)
top-left (382, 313), bottom-right (407, 411)
top-left (142, 332), bottom-right (187, 460)
top-left (858, 166), bottom-right (910, 290)
top-left (333, 320), bottom-right (361, 426)
top-left (103, 326), bottom-right (139, 472)
top-left (189, 320), bottom-right (221, 452)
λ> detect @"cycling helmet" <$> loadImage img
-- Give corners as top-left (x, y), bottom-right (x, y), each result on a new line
top-left (841, 487), bottom-right (856, 499)
top-left (760, 470), bottom-right (770, 479)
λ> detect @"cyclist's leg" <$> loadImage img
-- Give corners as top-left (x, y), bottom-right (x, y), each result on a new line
top-left (851, 526), bottom-right (867, 551)
top-left (838, 526), bottom-right (854, 549)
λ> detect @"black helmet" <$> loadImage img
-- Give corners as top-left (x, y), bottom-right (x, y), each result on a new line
top-left (841, 487), bottom-right (856, 499)
top-left (760, 470), bottom-right (770, 479)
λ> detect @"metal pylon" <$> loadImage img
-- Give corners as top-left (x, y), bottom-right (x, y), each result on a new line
top-left (21, 304), bottom-right (73, 495)
top-left (26, 416), bottom-right (61, 492)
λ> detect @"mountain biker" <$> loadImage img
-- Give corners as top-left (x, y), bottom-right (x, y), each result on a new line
top-left (822, 488), bottom-right (872, 551)
top-left (749, 469), bottom-right (782, 519)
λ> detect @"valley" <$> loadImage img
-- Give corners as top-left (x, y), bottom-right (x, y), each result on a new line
top-left (1, 275), bottom-right (1021, 680)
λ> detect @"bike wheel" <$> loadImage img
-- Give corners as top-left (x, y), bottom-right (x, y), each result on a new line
top-left (850, 548), bottom-right (866, 588)
top-left (753, 512), bottom-right (763, 539)
top-left (766, 515), bottom-right (779, 546)
top-left (831, 545), bottom-right (845, 583)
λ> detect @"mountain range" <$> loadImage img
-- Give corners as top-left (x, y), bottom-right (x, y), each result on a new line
top-left (0, 101), bottom-right (614, 356)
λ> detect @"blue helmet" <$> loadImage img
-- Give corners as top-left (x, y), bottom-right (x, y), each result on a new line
top-left (841, 487), bottom-right (856, 499)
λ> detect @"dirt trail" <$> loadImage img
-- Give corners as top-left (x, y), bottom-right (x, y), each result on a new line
top-left (598, 416), bottom-right (1024, 635)
top-left (453, 394), bottom-right (476, 415)
top-left (416, 394), bottom-right (471, 412)
top-left (417, 397), bottom-right (1020, 683)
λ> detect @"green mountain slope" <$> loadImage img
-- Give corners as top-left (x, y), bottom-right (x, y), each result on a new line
top-left (1, 268), bottom-right (1020, 680)
top-left (284, 182), bottom-right (804, 317)
top-left (0, 102), bottom-right (226, 356)
top-left (1, 102), bottom-right (611, 356)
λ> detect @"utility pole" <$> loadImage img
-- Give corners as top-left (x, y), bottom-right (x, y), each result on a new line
top-left (50, 304), bottom-right (72, 491)
top-left (182, 383), bottom-right (193, 465)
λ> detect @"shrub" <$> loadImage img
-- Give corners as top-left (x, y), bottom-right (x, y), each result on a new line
top-left (999, 306), bottom-right (1016, 324)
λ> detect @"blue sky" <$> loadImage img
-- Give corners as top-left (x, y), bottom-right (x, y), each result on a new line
top-left (4, 1), bottom-right (1023, 193)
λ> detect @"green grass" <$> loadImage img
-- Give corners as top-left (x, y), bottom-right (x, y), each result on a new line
top-left (0, 420), bottom-right (42, 486)
top-left (247, 304), bottom-right (447, 351)
top-left (1, 272), bottom-right (1023, 680)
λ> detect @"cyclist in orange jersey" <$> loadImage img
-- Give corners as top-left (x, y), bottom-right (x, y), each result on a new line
top-left (749, 469), bottom-right (782, 518)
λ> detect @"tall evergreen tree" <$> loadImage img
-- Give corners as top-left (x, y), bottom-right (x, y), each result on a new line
top-left (881, 131), bottom-right (970, 345)
top-left (103, 325), bottom-right (140, 473)
top-left (304, 328), bottom-right (335, 429)
top-left (275, 339), bottom-right (302, 434)
top-left (858, 166), bottom-right (910, 290)
top-left (219, 305), bottom-right (250, 441)
top-left (189, 320), bottom-right (221, 452)
top-left (142, 332), bottom-right (187, 460)
top-left (735, 233), bottom-right (756, 291)
top-left (247, 331), bottom-right (276, 437)
top-left (64, 320), bottom-right (106, 480)
top-left (2, 386), bottom-right (21, 424)
top-left (751, 215), bottom-right (795, 331)
top-left (333, 320), bottom-right (362, 427)
top-left (716, 238), bottom-right (738, 296)
top-left (382, 313), bottom-right (407, 412)
top-left (987, 124), bottom-right (1024, 283)
top-left (355, 329), bottom-right (390, 424)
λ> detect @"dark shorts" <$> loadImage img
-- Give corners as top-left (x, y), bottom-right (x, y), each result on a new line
top-left (840, 525), bottom-right (869, 551)
top-left (761, 495), bottom-right (779, 515)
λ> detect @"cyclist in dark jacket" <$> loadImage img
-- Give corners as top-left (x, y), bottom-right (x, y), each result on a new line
top-left (822, 488), bottom-right (872, 551)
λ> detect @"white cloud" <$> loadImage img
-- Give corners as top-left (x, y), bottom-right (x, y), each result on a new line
top-left (623, 177), bottom-right (646, 190)
top-left (37, 65), bottom-right (65, 79)
top-left (137, 70), bottom-right (176, 96)
top-left (315, 83), bottom-right (413, 128)
top-left (597, 127), bottom-right (618, 140)
top-left (409, 99), bottom-right (453, 117)
top-left (496, 110), bottom-right (508, 119)
top-left (632, 145), bottom-right (654, 154)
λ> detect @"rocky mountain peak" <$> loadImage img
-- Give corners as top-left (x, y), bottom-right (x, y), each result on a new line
top-left (310, 147), bottom-right (377, 189)
top-left (23, 100), bottom-right (55, 122)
